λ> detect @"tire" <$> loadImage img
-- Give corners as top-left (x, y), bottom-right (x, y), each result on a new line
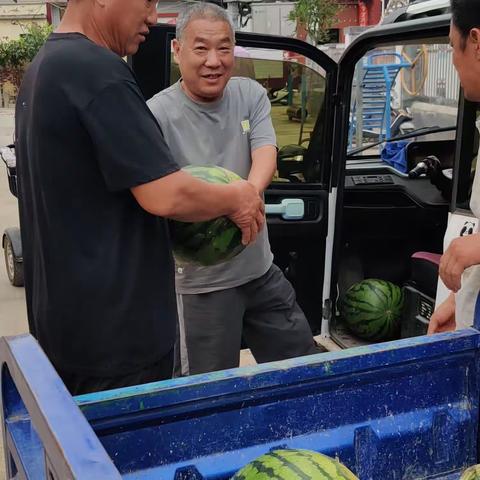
top-left (4, 235), bottom-right (24, 287)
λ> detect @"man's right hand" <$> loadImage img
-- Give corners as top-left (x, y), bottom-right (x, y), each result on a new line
top-left (427, 293), bottom-right (456, 334)
top-left (228, 180), bottom-right (265, 246)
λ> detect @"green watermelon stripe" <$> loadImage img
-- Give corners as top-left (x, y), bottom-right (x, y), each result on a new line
top-left (232, 473), bottom-right (247, 480)
top-left (352, 313), bottom-right (391, 328)
top-left (345, 300), bottom-right (383, 313)
top-left (363, 281), bottom-right (389, 304)
top-left (341, 303), bottom-right (385, 315)
top-left (393, 288), bottom-right (403, 308)
top-left (329, 457), bottom-right (356, 479)
top-left (346, 314), bottom-right (393, 340)
top-left (340, 309), bottom-right (387, 321)
top-left (277, 450), bottom-right (338, 479)
top-left (342, 296), bottom-right (380, 307)
top-left (368, 320), bottom-right (390, 340)
top-left (268, 451), bottom-right (313, 479)
top-left (249, 459), bottom-right (286, 479)
top-left (347, 315), bottom-right (389, 327)
top-left (384, 281), bottom-right (402, 309)
top-left (233, 449), bottom-right (359, 480)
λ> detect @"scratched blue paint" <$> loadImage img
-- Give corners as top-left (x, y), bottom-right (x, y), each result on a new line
top-left (1, 296), bottom-right (480, 478)
top-left (1, 325), bottom-right (480, 479)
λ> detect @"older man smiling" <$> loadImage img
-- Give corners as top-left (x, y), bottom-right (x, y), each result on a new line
top-left (148, 2), bottom-right (322, 376)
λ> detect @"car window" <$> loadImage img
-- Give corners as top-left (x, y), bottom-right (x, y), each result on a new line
top-left (169, 45), bottom-right (328, 184)
top-left (348, 41), bottom-right (459, 163)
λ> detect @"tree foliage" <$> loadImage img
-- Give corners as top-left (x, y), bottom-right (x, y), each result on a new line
top-left (0, 23), bottom-right (52, 92)
top-left (288, 0), bottom-right (342, 44)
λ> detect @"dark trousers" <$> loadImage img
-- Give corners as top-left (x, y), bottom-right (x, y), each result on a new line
top-left (60, 349), bottom-right (174, 396)
top-left (176, 264), bottom-right (323, 376)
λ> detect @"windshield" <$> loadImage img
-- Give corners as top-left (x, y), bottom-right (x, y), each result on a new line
top-left (347, 42), bottom-right (458, 158)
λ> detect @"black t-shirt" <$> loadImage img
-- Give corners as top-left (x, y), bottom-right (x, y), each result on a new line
top-left (15, 33), bottom-right (179, 376)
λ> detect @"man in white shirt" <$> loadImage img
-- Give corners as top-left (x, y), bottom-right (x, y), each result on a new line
top-left (428, 0), bottom-right (480, 333)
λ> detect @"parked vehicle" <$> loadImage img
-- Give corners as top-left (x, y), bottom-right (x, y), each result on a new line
top-left (1, 145), bottom-right (23, 287)
top-left (383, 0), bottom-right (450, 24)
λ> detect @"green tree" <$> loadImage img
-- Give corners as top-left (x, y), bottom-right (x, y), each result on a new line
top-left (0, 23), bottom-right (52, 93)
top-left (288, 0), bottom-right (342, 44)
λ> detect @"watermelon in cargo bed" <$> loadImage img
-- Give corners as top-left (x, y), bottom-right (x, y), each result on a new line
top-left (170, 165), bottom-right (245, 267)
top-left (340, 279), bottom-right (404, 342)
top-left (232, 448), bottom-right (358, 479)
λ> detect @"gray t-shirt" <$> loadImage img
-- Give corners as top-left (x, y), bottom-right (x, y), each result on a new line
top-left (148, 77), bottom-right (276, 294)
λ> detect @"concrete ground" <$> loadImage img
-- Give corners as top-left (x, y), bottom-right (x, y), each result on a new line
top-left (0, 108), bottom-right (27, 337)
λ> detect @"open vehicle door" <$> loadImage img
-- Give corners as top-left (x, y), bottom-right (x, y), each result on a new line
top-left (132, 15), bottom-right (466, 350)
top-left (132, 25), bottom-right (338, 335)
top-left (328, 14), bottom-right (466, 346)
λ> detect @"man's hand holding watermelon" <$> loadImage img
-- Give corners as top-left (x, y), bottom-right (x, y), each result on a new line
top-left (132, 169), bottom-right (264, 246)
top-left (227, 179), bottom-right (265, 246)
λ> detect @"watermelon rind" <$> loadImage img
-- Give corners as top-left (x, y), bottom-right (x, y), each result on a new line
top-left (340, 278), bottom-right (404, 342)
top-left (170, 165), bottom-right (245, 267)
top-left (231, 448), bottom-right (358, 480)
top-left (460, 465), bottom-right (480, 480)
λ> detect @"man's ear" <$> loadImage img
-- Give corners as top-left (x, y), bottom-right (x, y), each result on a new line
top-left (172, 38), bottom-right (181, 65)
top-left (470, 28), bottom-right (480, 58)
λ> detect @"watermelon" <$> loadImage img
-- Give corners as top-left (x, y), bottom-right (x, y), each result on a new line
top-left (232, 449), bottom-right (358, 480)
top-left (340, 279), bottom-right (404, 341)
top-left (170, 165), bottom-right (245, 266)
top-left (461, 465), bottom-right (480, 480)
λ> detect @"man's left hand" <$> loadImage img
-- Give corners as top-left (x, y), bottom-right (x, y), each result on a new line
top-left (439, 233), bottom-right (480, 292)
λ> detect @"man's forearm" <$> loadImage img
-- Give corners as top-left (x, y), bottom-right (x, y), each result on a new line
top-left (248, 145), bottom-right (277, 193)
top-left (132, 170), bottom-right (236, 221)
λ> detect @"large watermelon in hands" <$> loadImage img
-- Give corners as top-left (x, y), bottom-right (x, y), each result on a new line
top-left (232, 449), bottom-right (358, 479)
top-left (340, 279), bottom-right (404, 341)
top-left (170, 165), bottom-right (245, 267)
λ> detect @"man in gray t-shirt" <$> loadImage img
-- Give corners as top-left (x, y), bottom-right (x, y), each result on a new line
top-left (148, 3), bottom-right (321, 375)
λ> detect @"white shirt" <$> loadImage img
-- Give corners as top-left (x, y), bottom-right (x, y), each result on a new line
top-left (455, 120), bottom-right (480, 328)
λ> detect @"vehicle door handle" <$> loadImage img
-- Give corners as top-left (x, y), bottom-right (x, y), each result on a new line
top-left (265, 198), bottom-right (304, 220)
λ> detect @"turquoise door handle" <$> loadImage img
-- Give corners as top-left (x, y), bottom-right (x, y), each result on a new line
top-left (265, 198), bottom-right (304, 220)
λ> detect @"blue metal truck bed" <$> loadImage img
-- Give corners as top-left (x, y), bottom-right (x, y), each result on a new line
top-left (2, 317), bottom-right (480, 479)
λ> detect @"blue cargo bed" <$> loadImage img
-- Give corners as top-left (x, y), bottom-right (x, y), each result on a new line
top-left (2, 322), bottom-right (480, 479)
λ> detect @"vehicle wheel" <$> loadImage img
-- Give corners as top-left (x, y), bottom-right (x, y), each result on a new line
top-left (4, 236), bottom-right (23, 287)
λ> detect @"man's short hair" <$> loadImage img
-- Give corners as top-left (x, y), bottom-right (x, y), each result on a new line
top-left (176, 2), bottom-right (235, 41)
top-left (451, 0), bottom-right (480, 48)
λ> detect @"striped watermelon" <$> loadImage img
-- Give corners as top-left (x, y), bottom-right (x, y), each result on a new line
top-left (461, 465), bottom-right (480, 480)
top-left (232, 449), bottom-right (358, 479)
top-left (340, 279), bottom-right (404, 341)
top-left (170, 165), bottom-right (245, 266)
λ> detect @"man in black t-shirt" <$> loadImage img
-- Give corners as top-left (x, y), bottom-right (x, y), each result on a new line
top-left (15, 0), bottom-right (264, 395)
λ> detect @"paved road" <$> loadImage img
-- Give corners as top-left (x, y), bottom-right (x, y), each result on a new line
top-left (0, 108), bottom-right (27, 337)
